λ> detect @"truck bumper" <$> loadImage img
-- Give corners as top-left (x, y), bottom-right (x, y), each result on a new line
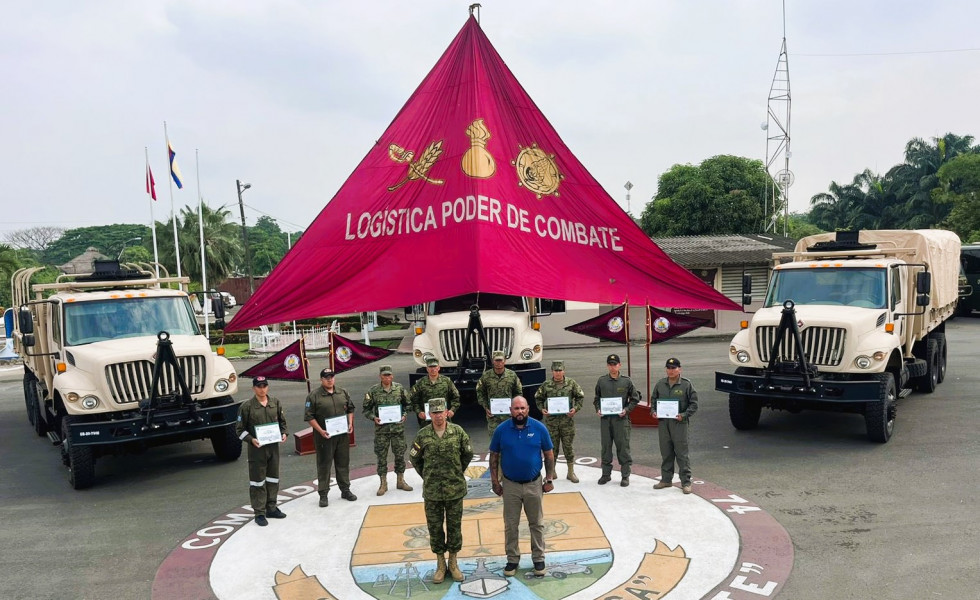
top-left (715, 371), bottom-right (881, 403)
top-left (67, 401), bottom-right (240, 447)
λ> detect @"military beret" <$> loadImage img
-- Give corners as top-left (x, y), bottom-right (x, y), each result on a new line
top-left (551, 360), bottom-right (564, 371)
top-left (606, 353), bottom-right (621, 365)
top-left (428, 398), bottom-right (447, 412)
top-left (379, 364), bottom-right (393, 375)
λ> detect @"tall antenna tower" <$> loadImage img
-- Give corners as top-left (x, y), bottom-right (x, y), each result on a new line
top-left (763, 1), bottom-right (792, 236)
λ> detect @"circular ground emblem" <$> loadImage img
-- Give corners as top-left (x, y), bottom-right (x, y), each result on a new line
top-left (154, 457), bottom-right (792, 599)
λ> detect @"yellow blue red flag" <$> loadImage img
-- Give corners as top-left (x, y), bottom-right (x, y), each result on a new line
top-left (168, 141), bottom-right (184, 189)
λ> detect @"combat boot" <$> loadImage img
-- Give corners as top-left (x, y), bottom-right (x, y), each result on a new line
top-left (566, 463), bottom-right (579, 484)
top-left (377, 475), bottom-right (388, 496)
top-left (396, 473), bottom-right (414, 491)
top-left (433, 553), bottom-right (447, 584)
top-left (448, 553), bottom-right (464, 582)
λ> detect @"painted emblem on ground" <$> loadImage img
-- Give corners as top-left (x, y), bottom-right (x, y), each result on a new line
top-left (153, 458), bottom-right (792, 599)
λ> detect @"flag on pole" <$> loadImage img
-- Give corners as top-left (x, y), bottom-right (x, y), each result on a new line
top-left (330, 332), bottom-right (393, 373)
top-left (565, 303), bottom-right (629, 343)
top-left (145, 162), bottom-right (157, 200)
top-left (646, 306), bottom-right (710, 344)
top-left (168, 141), bottom-right (184, 189)
top-left (239, 339), bottom-right (309, 382)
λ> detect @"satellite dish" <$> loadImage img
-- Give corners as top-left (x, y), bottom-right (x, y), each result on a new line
top-left (776, 169), bottom-right (795, 187)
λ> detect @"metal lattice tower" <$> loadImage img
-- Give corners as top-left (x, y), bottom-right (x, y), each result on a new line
top-left (763, 2), bottom-right (792, 235)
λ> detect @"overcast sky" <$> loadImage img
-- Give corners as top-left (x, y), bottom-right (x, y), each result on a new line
top-left (3, 1), bottom-right (978, 242)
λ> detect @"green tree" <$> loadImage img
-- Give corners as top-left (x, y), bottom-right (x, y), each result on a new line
top-left (936, 153), bottom-right (980, 242)
top-left (169, 203), bottom-right (243, 284)
top-left (43, 224), bottom-right (150, 265)
top-left (249, 216), bottom-right (288, 276)
top-left (886, 133), bottom-right (977, 228)
top-left (0, 244), bottom-right (22, 307)
top-left (640, 155), bottom-right (768, 236)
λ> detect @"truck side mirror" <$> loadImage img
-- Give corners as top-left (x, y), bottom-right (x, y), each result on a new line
top-left (741, 274), bottom-right (752, 305)
top-left (18, 306), bottom-right (34, 335)
top-left (211, 296), bottom-right (225, 320)
top-left (23, 333), bottom-right (36, 347)
top-left (916, 271), bottom-right (931, 294)
top-left (404, 304), bottom-right (425, 322)
top-left (916, 293), bottom-right (930, 307)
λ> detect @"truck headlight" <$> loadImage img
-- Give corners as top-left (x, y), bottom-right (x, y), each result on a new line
top-left (414, 349), bottom-right (423, 358)
top-left (854, 356), bottom-right (872, 369)
top-left (81, 395), bottom-right (100, 409)
top-left (736, 350), bottom-right (750, 363)
top-left (215, 379), bottom-right (230, 392)
top-left (66, 392), bottom-right (80, 403)
top-left (521, 348), bottom-right (533, 360)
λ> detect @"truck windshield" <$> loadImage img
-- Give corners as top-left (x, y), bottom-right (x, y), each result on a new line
top-left (765, 268), bottom-right (887, 309)
top-left (64, 297), bottom-right (200, 346)
top-left (431, 293), bottom-right (525, 314)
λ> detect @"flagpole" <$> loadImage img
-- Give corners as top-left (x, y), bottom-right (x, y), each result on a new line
top-left (300, 337), bottom-right (311, 394)
top-left (196, 149), bottom-right (209, 340)
top-left (646, 305), bottom-right (652, 409)
top-left (164, 121), bottom-right (182, 278)
top-left (625, 300), bottom-right (632, 377)
top-left (145, 147), bottom-right (160, 278)
top-left (329, 332), bottom-right (336, 372)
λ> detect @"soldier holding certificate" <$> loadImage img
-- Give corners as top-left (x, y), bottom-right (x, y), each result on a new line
top-left (534, 360), bottom-right (585, 483)
top-left (476, 351), bottom-right (523, 437)
top-left (651, 357), bottom-right (699, 494)
top-left (593, 354), bottom-right (640, 487)
top-left (363, 364), bottom-right (413, 496)
top-left (305, 369), bottom-right (357, 507)
top-left (235, 375), bottom-right (289, 527)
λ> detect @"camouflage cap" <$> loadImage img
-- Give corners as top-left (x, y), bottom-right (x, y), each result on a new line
top-left (492, 351), bottom-right (506, 361)
top-left (379, 364), bottom-right (393, 375)
top-left (424, 356), bottom-right (439, 367)
top-left (665, 357), bottom-right (681, 368)
top-left (551, 360), bottom-right (564, 371)
top-left (428, 397), bottom-right (447, 412)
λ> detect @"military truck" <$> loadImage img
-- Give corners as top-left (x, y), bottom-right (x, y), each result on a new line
top-left (11, 261), bottom-right (242, 488)
top-left (405, 293), bottom-right (560, 399)
top-left (715, 230), bottom-right (960, 443)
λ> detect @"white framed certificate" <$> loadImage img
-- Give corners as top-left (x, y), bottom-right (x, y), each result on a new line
top-left (254, 422), bottom-right (282, 446)
top-left (547, 396), bottom-right (570, 415)
top-left (378, 405), bottom-right (402, 424)
top-left (490, 397), bottom-right (511, 415)
top-left (600, 397), bottom-right (623, 415)
top-left (324, 415), bottom-right (348, 436)
top-left (657, 400), bottom-right (680, 419)
top-left (423, 402), bottom-right (431, 421)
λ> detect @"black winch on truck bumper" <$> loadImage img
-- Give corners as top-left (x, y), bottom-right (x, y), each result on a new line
top-left (715, 370), bottom-right (882, 403)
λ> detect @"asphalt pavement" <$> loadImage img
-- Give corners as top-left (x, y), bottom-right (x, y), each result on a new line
top-left (1, 320), bottom-right (978, 599)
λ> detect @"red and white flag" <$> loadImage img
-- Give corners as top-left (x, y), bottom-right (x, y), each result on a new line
top-left (145, 162), bottom-right (157, 200)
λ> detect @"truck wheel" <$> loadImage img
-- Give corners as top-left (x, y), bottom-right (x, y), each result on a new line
top-left (211, 423), bottom-right (243, 462)
top-left (24, 369), bottom-right (38, 427)
top-left (30, 396), bottom-right (48, 437)
top-left (61, 416), bottom-right (96, 489)
top-left (915, 338), bottom-right (939, 394)
top-left (865, 373), bottom-right (896, 443)
top-left (729, 394), bottom-right (761, 430)
top-left (936, 334), bottom-right (947, 384)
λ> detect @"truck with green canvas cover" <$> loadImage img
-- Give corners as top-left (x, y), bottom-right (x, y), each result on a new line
top-left (715, 229), bottom-right (960, 442)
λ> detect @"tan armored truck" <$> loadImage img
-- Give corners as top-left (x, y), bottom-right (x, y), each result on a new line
top-left (11, 261), bottom-right (241, 488)
top-left (715, 230), bottom-right (960, 443)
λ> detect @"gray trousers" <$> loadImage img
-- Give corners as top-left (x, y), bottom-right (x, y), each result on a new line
top-left (599, 415), bottom-right (632, 478)
top-left (658, 419), bottom-right (691, 485)
top-left (502, 476), bottom-right (545, 563)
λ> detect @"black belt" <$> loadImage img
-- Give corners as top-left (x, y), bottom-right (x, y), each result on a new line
top-left (507, 473), bottom-right (541, 485)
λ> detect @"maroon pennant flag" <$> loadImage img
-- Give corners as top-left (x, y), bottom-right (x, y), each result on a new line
top-left (647, 306), bottom-right (710, 344)
top-left (565, 303), bottom-right (629, 343)
top-left (331, 333), bottom-right (394, 373)
top-left (239, 339), bottom-right (308, 382)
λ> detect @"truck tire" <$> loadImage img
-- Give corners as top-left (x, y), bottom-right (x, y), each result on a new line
top-left (23, 371), bottom-right (48, 436)
top-left (729, 394), bottom-right (762, 430)
top-left (914, 338), bottom-right (939, 394)
top-left (865, 373), bottom-right (896, 443)
top-left (211, 423), bottom-right (243, 462)
top-left (936, 334), bottom-right (947, 384)
top-left (61, 416), bottom-right (96, 489)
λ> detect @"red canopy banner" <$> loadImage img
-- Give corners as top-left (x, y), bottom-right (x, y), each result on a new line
top-left (565, 304), bottom-right (629, 344)
top-left (239, 339), bottom-right (308, 382)
top-left (330, 333), bottom-right (394, 374)
top-left (228, 16), bottom-right (741, 332)
top-left (647, 307), bottom-right (711, 344)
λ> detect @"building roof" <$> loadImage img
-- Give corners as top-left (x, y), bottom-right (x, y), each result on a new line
top-left (59, 247), bottom-right (108, 275)
top-left (655, 234), bottom-right (799, 268)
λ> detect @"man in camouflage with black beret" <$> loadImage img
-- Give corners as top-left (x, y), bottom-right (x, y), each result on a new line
top-left (535, 360), bottom-right (585, 483)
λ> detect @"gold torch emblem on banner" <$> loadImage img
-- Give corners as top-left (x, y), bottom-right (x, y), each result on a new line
top-left (387, 140), bottom-right (446, 191)
top-left (462, 118), bottom-right (496, 178)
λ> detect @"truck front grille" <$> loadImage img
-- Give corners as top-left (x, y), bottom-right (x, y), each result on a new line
top-left (105, 355), bottom-right (207, 404)
top-left (755, 326), bottom-right (846, 366)
top-left (439, 327), bottom-right (515, 362)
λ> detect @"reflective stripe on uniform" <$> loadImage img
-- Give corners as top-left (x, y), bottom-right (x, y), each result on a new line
top-left (239, 431), bottom-right (250, 440)
top-left (266, 477), bottom-right (279, 483)
top-left (249, 480), bottom-right (265, 487)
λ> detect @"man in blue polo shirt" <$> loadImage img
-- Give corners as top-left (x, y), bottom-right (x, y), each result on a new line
top-left (489, 396), bottom-right (557, 579)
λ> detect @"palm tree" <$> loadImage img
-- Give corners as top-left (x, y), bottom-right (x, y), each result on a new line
top-left (154, 204), bottom-right (243, 284)
top-left (847, 169), bottom-right (904, 230)
top-left (887, 133), bottom-right (977, 228)
top-left (810, 179), bottom-right (860, 231)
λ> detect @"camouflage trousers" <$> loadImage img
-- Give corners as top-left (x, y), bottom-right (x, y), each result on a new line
top-left (486, 414), bottom-right (509, 437)
top-left (544, 415), bottom-right (576, 462)
top-left (374, 425), bottom-right (408, 477)
top-left (424, 498), bottom-right (464, 554)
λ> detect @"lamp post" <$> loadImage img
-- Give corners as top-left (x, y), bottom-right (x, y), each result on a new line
top-left (117, 237), bottom-right (142, 261)
top-left (236, 180), bottom-right (254, 295)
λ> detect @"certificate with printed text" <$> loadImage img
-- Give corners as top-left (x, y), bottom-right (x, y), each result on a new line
top-left (600, 397), bottom-right (623, 415)
top-left (378, 405), bottom-right (402, 425)
top-left (490, 397), bottom-right (511, 415)
top-left (657, 400), bottom-right (680, 419)
top-left (324, 415), bottom-right (349, 436)
top-left (254, 422), bottom-right (282, 446)
top-left (423, 403), bottom-right (431, 421)
top-left (548, 396), bottom-right (570, 415)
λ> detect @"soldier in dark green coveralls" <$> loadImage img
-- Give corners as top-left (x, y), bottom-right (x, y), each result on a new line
top-left (363, 364), bottom-right (414, 496)
top-left (304, 368), bottom-right (357, 507)
top-left (410, 398), bottom-right (472, 584)
top-left (235, 375), bottom-right (289, 527)
top-left (535, 360), bottom-right (585, 483)
top-left (593, 353), bottom-right (640, 487)
top-left (651, 357), bottom-right (699, 494)
top-left (409, 356), bottom-right (461, 425)
top-left (476, 351), bottom-right (523, 437)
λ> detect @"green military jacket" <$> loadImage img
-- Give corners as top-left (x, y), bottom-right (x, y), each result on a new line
top-left (593, 374), bottom-right (640, 415)
top-left (236, 395), bottom-right (289, 444)
top-left (304, 385), bottom-right (354, 430)
top-left (476, 368), bottom-right (523, 412)
top-left (410, 423), bottom-right (473, 501)
top-left (409, 375), bottom-right (461, 415)
top-left (535, 377), bottom-right (585, 417)
top-left (363, 382), bottom-right (410, 431)
top-left (652, 377), bottom-right (699, 422)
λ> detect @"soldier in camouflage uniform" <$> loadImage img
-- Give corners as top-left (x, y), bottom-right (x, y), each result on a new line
top-left (235, 376), bottom-right (289, 527)
top-left (409, 356), bottom-right (461, 426)
top-left (363, 364), bottom-right (413, 496)
top-left (410, 398), bottom-right (473, 584)
top-left (534, 360), bottom-right (585, 483)
top-left (476, 351), bottom-right (523, 437)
